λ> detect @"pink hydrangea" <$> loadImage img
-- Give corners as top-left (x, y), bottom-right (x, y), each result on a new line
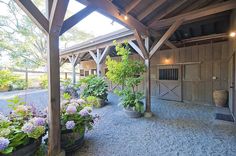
top-left (79, 107), bottom-right (92, 116)
top-left (77, 99), bottom-right (86, 104)
top-left (66, 105), bottom-right (77, 114)
top-left (22, 122), bottom-right (35, 133)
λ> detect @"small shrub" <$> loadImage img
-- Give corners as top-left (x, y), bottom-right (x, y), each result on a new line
top-left (39, 74), bottom-right (48, 89)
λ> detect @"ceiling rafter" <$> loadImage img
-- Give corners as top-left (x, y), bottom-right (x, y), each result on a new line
top-left (148, 0), bottom-right (188, 26)
top-left (125, 0), bottom-right (142, 13)
top-left (83, 0), bottom-right (176, 49)
top-left (137, 0), bottom-right (167, 21)
top-left (149, 0), bottom-right (236, 30)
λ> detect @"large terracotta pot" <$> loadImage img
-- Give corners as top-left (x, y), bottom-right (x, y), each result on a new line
top-left (0, 138), bottom-right (41, 156)
top-left (123, 107), bottom-right (142, 118)
top-left (213, 90), bottom-right (228, 107)
top-left (61, 130), bottom-right (85, 153)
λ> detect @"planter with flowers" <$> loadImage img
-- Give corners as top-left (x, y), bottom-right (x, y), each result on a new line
top-left (106, 41), bottom-right (146, 118)
top-left (0, 96), bottom-right (46, 156)
top-left (60, 94), bottom-right (99, 153)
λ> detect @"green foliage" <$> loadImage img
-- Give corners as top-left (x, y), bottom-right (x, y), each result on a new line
top-left (0, 0), bottom-right (95, 69)
top-left (28, 126), bottom-right (45, 139)
top-left (39, 74), bottom-right (48, 89)
top-left (63, 93), bottom-right (71, 100)
top-left (12, 79), bottom-right (27, 90)
top-left (106, 41), bottom-right (146, 112)
top-left (79, 75), bottom-right (108, 100)
top-left (86, 96), bottom-right (100, 108)
top-left (0, 70), bottom-right (17, 90)
top-left (7, 96), bottom-right (25, 110)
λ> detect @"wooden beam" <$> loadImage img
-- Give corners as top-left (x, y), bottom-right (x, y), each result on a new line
top-left (47, 0), bottom-right (69, 155)
top-left (150, 19), bottom-right (183, 58)
top-left (89, 50), bottom-right (98, 63)
top-left (148, 0), bottom-right (187, 25)
top-left (125, 0), bottom-right (142, 13)
top-left (85, 0), bottom-right (148, 35)
top-left (128, 41), bottom-right (145, 59)
top-left (150, 0), bottom-right (236, 29)
top-left (60, 6), bottom-right (95, 35)
top-left (49, 0), bottom-right (69, 35)
top-left (177, 33), bottom-right (228, 43)
top-left (137, 0), bottom-right (166, 21)
top-left (134, 29), bottom-right (148, 59)
top-left (14, 0), bottom-right (49, 33)
top-left (99, 46), bottom-right (110, 64)
top-left (150, 30), bottom-right (176, 49)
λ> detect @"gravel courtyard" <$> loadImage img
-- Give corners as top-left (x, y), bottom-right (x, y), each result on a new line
top-left (72, 94), bottom-right (236, 156)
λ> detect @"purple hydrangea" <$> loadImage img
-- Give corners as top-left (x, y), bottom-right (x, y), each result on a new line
top-left (22, 122), bottom-right (35, 133)
top-left (77, 99), bottom-right (85, 104)
top-left (79, 108), bottom-right (90, 116)
top-left (0, 137), bottom-right (10, 150)
top-left (66, 105), bottom-right (77, 114)
top-left (32, 117), bottom-right (45, 126)
top-left (65, 120), bottom-right (75, 130)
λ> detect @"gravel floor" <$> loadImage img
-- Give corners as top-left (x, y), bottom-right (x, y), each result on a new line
top-left (72, 94), bottom-right (236, 156)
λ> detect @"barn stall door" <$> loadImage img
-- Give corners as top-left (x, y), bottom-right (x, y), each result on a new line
top-left (157, 65), bottom-right (182, 101)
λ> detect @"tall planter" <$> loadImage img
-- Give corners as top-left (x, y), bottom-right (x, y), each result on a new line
top-left (213, 90), bottom-right (228, 107)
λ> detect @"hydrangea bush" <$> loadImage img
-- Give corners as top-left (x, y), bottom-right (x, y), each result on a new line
top-left (0, 96), bottom-right (46, 155)
top-left (60, 96), bottom-right (99, 136)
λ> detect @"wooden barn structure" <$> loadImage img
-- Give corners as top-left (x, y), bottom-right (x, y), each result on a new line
top-left (14, 0), bottom-right (236, 155)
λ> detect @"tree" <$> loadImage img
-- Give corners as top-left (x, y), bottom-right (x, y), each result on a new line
top-left (106, 41), bottom-right (146, 113)
top-left (0, 0), bottom-right (94, 69)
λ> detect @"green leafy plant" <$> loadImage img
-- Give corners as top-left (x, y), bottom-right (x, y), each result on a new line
top-left (39, 74), bottom-right (48, 89)
top-left (0, 70), bottom-right (17, 91)
top-left (12, 79), bottom-right (27, 90)
top-left (106, 41), bottom-right (146, 113)
top-left (0, 96), bottom-right (47, 155)
top-left (63, 93), bottom-right (71, 100)
top-left (61, 79), bottom-right (79, 98)
top-left (86, 96), bottom-right (100, 108)
top-left (79, 75), bottom-right (108, 101)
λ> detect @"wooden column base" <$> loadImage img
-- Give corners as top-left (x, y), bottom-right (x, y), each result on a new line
top-left (144, 111), bottom-right (153, 118)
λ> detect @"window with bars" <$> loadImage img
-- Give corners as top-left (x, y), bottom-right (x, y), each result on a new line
top-left (159, 68), bottom-right (179, 80)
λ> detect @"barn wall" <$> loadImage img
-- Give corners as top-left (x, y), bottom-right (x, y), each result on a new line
top-left (78, 41), bottom-right (229, 105)
top-left (229, 9), bottom-right (236, 119)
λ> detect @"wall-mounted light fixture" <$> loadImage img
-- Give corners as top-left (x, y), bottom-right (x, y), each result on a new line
top-left (229, 31), bottom-right (236, 38)
top-left (164, 58), bottom-right (170, 64)
top-left (124, 15), bottom-right (128, 20)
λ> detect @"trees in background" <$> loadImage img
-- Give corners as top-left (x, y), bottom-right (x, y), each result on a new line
top-left (0, 0), bottom-right (94, 69)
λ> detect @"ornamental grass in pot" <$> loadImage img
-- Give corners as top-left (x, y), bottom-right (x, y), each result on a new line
top-left (106, 41), bottom-right (146, 118)
top-left (0, 96), bottom-right (47, 156)
top-left (60, 94), bottom-right (99, 153)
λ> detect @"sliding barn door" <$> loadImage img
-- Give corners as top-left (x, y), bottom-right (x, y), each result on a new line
top-left (157, 65), bottom-right (182, 101)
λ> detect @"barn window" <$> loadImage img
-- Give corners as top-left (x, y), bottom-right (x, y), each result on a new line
top-left (159, 68), bottom-right (178, 80)
top-left (80, 69), bottom-right (84, 76)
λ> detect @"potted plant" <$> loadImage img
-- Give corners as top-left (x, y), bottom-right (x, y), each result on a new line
top-left (60, 94), bottom-right (99, 153)
top-left (79, 75), bottom-right (108, 108)
top-left (0, 96), bottom-right (47, 155)
top-left (61, 79), bottom-right (80, 99)
top-left (106, 41), bottom-right (146, 118)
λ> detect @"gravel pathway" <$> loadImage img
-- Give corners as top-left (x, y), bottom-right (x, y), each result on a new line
top-left (72, 94), bottom-right (236, 156)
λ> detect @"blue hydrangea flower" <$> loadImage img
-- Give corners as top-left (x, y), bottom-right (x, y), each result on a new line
top-left (22, 122), bottom-right (35, 133)
top-left (79, 108), bottom-right (89, 116)
top-left (32, 117), bottom-right (45, 126)
top-left (66, 105), bottom-right (77, 114)
top-left (0, 137), bottom-right (10, 150)
top-left (66, 121), bottom-right (75, 129)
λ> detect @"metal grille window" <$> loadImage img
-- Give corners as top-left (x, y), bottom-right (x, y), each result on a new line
top-left (159, 68), bottom-right (178, 80)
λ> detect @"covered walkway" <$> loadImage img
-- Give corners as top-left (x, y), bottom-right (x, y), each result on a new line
top-left (72, 94), bottom-right (236, 156)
